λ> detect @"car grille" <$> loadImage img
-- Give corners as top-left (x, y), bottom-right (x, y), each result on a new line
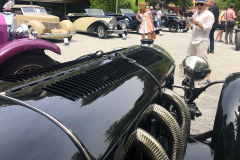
top-left (0, 30), bottom-right (5, 45)
top-left (42, 50), bottom-right (163, 101)
top-left (42, 22), bottom-right (60, 29)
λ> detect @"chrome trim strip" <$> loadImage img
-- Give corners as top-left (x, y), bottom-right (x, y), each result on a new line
top-left (40, 32), bottom-right (76, 37)
top-left (0, 92), bottom-right (6, 96)
top-left (0, 94), bottom-right (92, 160)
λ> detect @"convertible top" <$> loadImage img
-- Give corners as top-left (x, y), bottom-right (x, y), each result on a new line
top-left (11, 5), bottom-right (44, 9)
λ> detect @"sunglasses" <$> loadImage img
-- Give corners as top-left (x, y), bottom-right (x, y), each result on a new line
top-left (196, 3), bottom-right (204, 6)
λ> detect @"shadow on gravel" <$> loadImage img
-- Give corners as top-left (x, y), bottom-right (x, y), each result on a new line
top-left (41, 38), bottom-right (66, 44)
top-left (76, 31), bottom-right (122, 39)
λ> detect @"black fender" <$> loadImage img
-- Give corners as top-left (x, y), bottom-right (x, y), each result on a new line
top-left (129, 20), bottom-right (141, 30)
top-left (211, 72), bottom-right (240, 160)
top-left (87, 20), bottom-right (108, 33)
top-left (117, 20), bottom-right (128, 30)
top-left (122, 15), bottom-right (132, 23)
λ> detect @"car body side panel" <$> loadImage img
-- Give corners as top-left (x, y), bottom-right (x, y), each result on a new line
top-left (211, 72), bottom-right (240, 160)
top-left (0, 99), bottom-right (81, 160)
top-left (16, 13), bottom-right (59, 26)
top-left (0, 13), bottom-right (8, 45)
top-left (184, 137), bottom-right (214, 160)
top-left (73, 17), bottom-right (89, 31)
top-left (0, 39), bottom-right (61, 64)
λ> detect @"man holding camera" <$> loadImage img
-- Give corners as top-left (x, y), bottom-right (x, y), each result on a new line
top-left (186, 0), bottom-right (214, 84)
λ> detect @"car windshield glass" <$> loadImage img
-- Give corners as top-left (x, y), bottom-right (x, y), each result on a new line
top-left (22, 7), bottom-right (47, 14)
top-left (35, 8), bottom-right (47, 14)
top-left (120, 9), bottom-right (133, 14)
top-left (22, 7), bottom-right (35, 14)
top-left (85, 9), bottom-right (104, 15)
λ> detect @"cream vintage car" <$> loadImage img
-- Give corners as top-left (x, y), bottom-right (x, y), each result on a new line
top-left (10, 5), bottom-right (76, 41)
top-left (66, 9), bottom-right (129, 39)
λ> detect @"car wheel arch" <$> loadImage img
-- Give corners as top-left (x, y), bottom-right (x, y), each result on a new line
top-left (0, 39), bottom-right (61, 65)
top-left (26, 20), bottom-right (45, 37)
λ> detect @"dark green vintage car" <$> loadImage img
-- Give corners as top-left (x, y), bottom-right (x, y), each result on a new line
top-left (0, 40), bottom-right (239, 160)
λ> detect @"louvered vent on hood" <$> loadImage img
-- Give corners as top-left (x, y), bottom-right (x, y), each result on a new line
top-left (0, 52), bottom-right (112, 82)
top-left (42, 50), bottom-right (163, 101)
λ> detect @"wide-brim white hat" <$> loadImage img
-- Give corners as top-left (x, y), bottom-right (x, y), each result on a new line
top-left (196, 0), bottom-right (208, 3)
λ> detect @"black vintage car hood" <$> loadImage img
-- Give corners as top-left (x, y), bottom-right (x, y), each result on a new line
top-left (0, 45), bottom-right (175, 159)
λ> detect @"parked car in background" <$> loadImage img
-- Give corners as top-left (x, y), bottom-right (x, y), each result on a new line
top-left (104, 9), bottom-right (141, 33)
top-left (0, 12), bottom-right (60, 78)
top-left (235, 23), bottom-right (240, 51)
top-left (10, 5), bottom-right (75, 41)
top-left (0, 39), bottom-right (239, 160)
top-left (66, 9), bottom-right (129, 39)
top-left (161, 14), bottom-right (189, 32)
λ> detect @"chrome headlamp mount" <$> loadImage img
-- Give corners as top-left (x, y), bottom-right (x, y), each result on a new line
top-left (180, 56), bottom-right (211, 88)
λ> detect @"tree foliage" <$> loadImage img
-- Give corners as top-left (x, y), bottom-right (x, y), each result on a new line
top-left (166, 0), bottom-right (193, 8)
top-left (215, 0), bottom-right (240, 10)
top-left (90, 0), bottom-right (145, 13)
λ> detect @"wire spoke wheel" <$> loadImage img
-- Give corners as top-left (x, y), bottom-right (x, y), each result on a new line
top-left (97, 25), bottom-right (107, 38)
top-left (15, 65), bottom-right (42, 74)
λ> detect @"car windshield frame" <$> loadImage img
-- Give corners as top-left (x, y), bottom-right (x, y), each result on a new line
top-left (120, 9), bottom-right (134, 14)
top-left (85, 9), bottom-right (104, 15)
top-left (21, 7), bottom-right (47, 15)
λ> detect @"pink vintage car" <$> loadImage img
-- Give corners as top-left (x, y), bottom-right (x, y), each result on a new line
top-left (0, 12), bottom-right (61, 78)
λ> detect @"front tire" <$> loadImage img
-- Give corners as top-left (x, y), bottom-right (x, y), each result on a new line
top-left (236, 32), bottom-right (240, 51)
top-left (0, 50), bottom-right (56, 78)
top-left (182, 27), bottom-right (189, 33)
top-left (68, 36), bottom-right (72, 41)
top-left (169, 22), bottom-right (179, 32)
top-left (97, 24), bottom-right (108, 39)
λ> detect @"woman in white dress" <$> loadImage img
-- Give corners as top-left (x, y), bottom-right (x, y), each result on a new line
top-left (136, 2), bottom-right (154, 39)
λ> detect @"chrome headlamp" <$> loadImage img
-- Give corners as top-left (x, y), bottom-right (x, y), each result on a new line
top-left (11, 23), bottom-right (29, 39)
top-left (121, 23), bottom-right (126, 30)
top-left (124, 18), bottom-right (129, 24)
top-left (182, 17), bottom-right (186, 21)
top-left (181, 56), bottom-right (210, 82)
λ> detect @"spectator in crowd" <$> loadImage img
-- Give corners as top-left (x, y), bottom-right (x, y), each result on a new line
top-left (156, 7), bottom-right (162, 27)
top-left (3, 0), bottom-right (14, 12)
top-left (150, 6), bottom-right (156, 18)
top-left (175, 9), bottom-right (179, 15)
top-left (157, 7), bottom-right (163, 36)
top-left (136, 2), bottom-right (153, 39)
top-left (207, 0), bottom-right (219, 54)
top-left (215, 7), bottom-right (227, 42)
top-left (186, 0), bottom-right (214, 84)
top-left (224, 4), bottom-right (237, 45)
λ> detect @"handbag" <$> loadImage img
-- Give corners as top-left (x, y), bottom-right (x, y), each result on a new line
top-left (226, 11), bottom-right (235, 27)
top-left (227, 21), bottom-right (235, 27)
top-left (151, 31), bottom-right (156, 39)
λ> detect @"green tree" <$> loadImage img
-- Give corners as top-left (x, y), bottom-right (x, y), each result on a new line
top-left (215, 0), bottom-right (240, 10)
top-left (90, 0), bottom-right (145, 13)
top-left (166, 0), bottom-right (193, 8)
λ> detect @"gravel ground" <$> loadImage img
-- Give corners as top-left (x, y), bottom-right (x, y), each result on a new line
top-left (45, 29), bottom-right (240, 135)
